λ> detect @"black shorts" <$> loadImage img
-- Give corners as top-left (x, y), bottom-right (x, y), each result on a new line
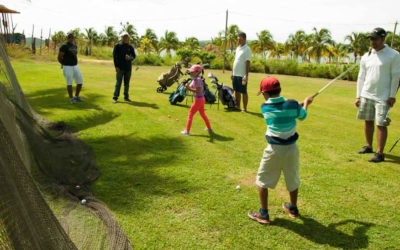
top-left (232, 76), bottom-right (247, 94)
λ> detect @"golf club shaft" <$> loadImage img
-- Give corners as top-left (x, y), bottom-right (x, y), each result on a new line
top-left (389, 137), bottom-right (400, 152)
top-left (312, 64), bottom-right (358, 98)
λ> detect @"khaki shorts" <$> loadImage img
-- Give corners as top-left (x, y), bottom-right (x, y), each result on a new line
top-left (256, 143), bottom-right (300, 192)
top-left (357, 97), bottom-right (389, 126)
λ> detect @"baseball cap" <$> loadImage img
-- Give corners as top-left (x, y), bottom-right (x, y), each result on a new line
top-left (188, 64), bottom-right (202, 73)
top-left (257, 76), bottom-right (281, 95)
top-left (367, 28), bottom-right (386, 39)
top-left (121, 32), bottom-right (130, 37)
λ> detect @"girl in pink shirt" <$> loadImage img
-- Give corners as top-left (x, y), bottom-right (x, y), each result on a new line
top-left (181, 65), bottom-right (213, 135)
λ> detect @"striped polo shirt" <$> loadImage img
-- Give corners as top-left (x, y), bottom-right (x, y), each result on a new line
top-left (261, 96), bottom-right (307, 145)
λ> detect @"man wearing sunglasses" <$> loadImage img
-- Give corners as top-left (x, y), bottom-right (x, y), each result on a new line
top-left (355, 28), bottom-right (400, 162)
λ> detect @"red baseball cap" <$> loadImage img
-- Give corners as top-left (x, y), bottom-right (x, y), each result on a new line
top-left (258, 76), bottom-right (281, 95)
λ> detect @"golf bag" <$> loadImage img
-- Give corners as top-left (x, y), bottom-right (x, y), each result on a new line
top-left (169, 78), bottom-right (192, 105)
top-left (157, 62), bottom-right (183, 93)
top-left (202, 77), bottom-right (216, 104)
top-left (207, 73), bottom-right (236, 108)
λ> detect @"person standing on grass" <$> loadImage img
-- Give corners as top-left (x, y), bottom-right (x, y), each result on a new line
top-left (355, 28), bottom-right (400, 163)
top-left (112, 33), bottom-right (136, 104)
top-left (58, 33), bottom-right (84, 104)
top-left (181, 65), bottom-right (213, 136)
top-left (232, 32), bottom-right (252, 113)
top-left (248, 76), bottom-right (313, 225)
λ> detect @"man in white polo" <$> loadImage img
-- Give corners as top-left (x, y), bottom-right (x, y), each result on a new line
top-left (232, 32), bottom-right (251, 112)
top-left (58, 33), bottom-right (84, 104)
top-left (356, 27), bottom-right (400, 162)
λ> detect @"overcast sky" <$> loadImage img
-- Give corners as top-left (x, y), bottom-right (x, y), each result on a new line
top-left (4, 0), bottom-right (400, 43)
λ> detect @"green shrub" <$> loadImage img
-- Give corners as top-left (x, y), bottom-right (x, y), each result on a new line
top-left (90, 46), bottom-right (113, 60)
top-left (133, 54), bottom-right (162, 66)
top-left (250, 58), bottom-right (266, 73)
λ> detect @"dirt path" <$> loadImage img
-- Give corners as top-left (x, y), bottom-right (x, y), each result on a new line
top-left (79, 58), bottom-right (113, 64)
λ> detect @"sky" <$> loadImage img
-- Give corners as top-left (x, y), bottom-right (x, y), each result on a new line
top-left (4, 0), bottom-right (400, 43)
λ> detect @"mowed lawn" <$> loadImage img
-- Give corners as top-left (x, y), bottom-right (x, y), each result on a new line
top-left (13, 60), bottom-right (400, 249)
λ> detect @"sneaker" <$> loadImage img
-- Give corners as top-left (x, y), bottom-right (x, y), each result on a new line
top-left (124, 98), bottom-right (132, 103)
top-left (70, 98), bottom-right (76, 104)
top-left (112, 99), bottom-right (117, 104)
top-left (282, 202), bottom-right (300, 218)
top-left (358, 146), bottom-right (373, 154)
top-left (248, 209), bottom-right (270, 225)
top-left (368, 153), bottom-right (385, 163)
top-left (180, 130), bottom-right (190, 136)
top-left (74, 96), bottom-right (83, 102)
top-left (241, 109), bottom-right (247, 113)
top-left (204, 128), bottom-right (214, 133)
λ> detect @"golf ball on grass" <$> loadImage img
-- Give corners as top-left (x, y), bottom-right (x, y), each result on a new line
top-left (236, 185), bottom-right (241, 190)
top-left (81, 199), bottom-right (87, 205)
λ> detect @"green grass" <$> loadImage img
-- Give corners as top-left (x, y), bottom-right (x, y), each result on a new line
top-left (13, 59), bottom-right (400, 249)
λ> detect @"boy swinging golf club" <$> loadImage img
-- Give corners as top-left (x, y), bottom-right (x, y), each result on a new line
top-left (248, 76), bottom-right (313, 224)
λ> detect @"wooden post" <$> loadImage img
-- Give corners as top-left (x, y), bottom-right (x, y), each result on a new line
top-left (40, 29), bottom-right (43, 55)
top-left (48, 28), bottom-right (51, 54)
top-left (31, 24), bottom-right (35, 54)
top-left (391, 21), bottom-right (398, 47)
top-left (223, 9), bottom-right (228, 73)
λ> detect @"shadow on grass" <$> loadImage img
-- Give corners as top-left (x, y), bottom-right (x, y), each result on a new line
top-left (67, 111), bottom-right (120, 133)
top-left (119, 100), bottom-right (159, 109)
top-left (273, 217), bottom-right (374, 249)
top-left (385, 154), bottom-right (400, 164)
top-left (87, 134), bottom-right (199, 213)
top-left (190, 132), bottom-right (234, 142)
top-left (26, 87), bottom-right (104, 114)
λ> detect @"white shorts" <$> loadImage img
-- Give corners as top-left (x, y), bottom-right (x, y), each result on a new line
top-left (63, 65), bottom-right (83, 86)
top-left (256, 143), bottom-right (300, 192)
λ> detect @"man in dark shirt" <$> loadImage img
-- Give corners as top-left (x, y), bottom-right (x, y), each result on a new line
top-left (58, 33), bottom-right (84, 104)
top-left (112, 33), bottom-right (136, 103)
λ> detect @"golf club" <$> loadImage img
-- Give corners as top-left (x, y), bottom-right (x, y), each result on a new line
top-left (389, 136), bottom-right (400, 152)
top-left (311, 64), bottom-right (358, 99)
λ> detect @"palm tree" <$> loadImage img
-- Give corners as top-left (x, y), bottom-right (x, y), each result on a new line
top-left (141, 28), bottom-right (159, 54)
top-left (84, 28), bottom-right (97, 55)
top-left (328, 42), bottom-right (349, 63)
top-left (104, 26), bottom-right (118, 47)
top-left (160, 30), bottom-right (179, 56)
top-left (345, 32), bottom-right (368, 63)
top-left (249, 30), bottom-right (274, 57)
top-left (306, 27), bottom-right (334, 64)
top-left (269, 42), bottom-right (286, 59)
top-left (226, 24), bottom-right (240, 52)
top-left (184, 37), bottom-right (200, 51)
top-left (138, 37), bottom-right (153, 54)
top-left (120, 22), bottom-right (139, 46)
top-left (285, 30), bottom-right (307, 60)
top-left (211, 31), bottom-right (225, 53)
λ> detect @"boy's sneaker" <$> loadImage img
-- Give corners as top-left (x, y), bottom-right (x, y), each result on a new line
top-left (368, 153), bottom-right (385, 163)
top-left (124, 98), bottom-right (132, 103)
top-left (358, 146), bottom-right (373, 154)
top-left (248, 209), bottom-right (270, 225)
top-left (112, 99), bottom-right (118, 104)
top-left (70, 98), bottom-right (76, 104)
top-left (180, 130), bottom-right (190, 136)
top-left (282, 202), bottom-right (300, 218)
top-left (74, 96), bottom-right (83, 102)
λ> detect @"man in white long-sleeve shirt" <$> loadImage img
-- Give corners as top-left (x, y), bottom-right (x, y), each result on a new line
top-left (355, 27), bottom-right (400, 162)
